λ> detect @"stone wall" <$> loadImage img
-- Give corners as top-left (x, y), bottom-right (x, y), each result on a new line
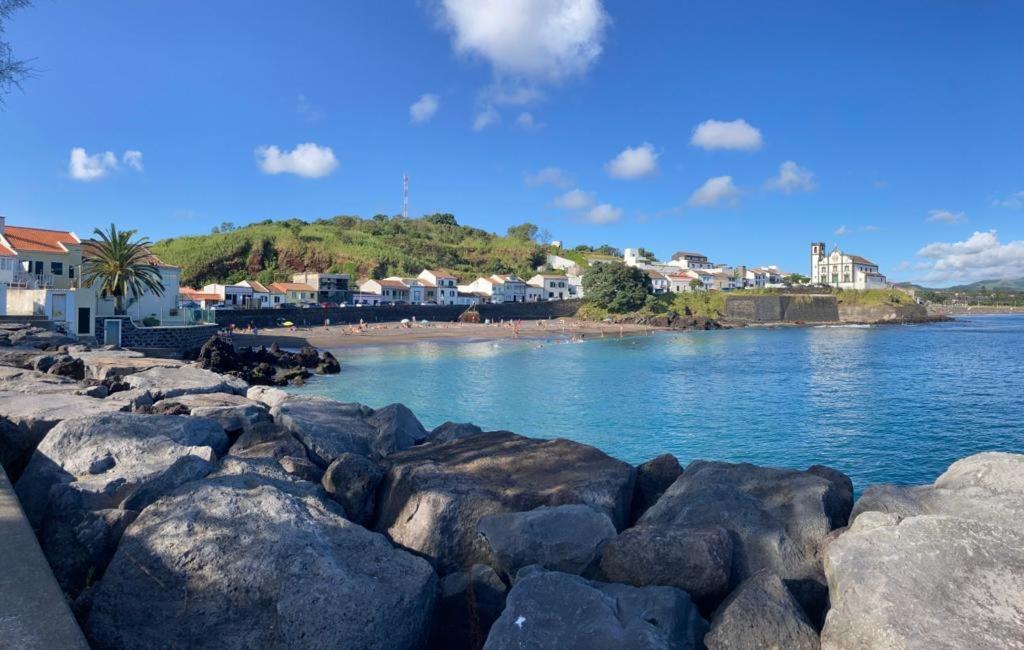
top-left (213, 299), bottom-right (582, 328)
top-left (94, 316), bottom-right (219, 352)
top-left (724, 294), bottom-right (839, 323)
top-left (837, 303), bottom-right (928, 323)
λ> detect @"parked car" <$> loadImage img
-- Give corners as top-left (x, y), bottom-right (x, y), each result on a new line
top-left (210, 304), bottom-right (233, 310)
top-left (274, 302), bottom-right (297, 309)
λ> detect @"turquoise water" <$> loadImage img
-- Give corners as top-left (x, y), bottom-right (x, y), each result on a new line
top-left (294, 316), bottom-right (1024, 490)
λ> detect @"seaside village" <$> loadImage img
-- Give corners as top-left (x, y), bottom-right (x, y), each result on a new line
top-left (0, 217), bottom-right (887, 338)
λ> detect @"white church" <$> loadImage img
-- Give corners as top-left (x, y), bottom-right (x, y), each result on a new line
top-left (810, 242), bottom-right (887, 290)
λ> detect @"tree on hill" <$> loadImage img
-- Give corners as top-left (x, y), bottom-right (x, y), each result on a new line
top-left (582, 262), bottom-right (652, 313)
top-left (424, 213), bottom-right (458, 227)
top-left (507, 222), bottom-right (539, 242)
top-left (689, 278), bottom-right (704, 292)
top-left (638, 247), bottom-right (659, 262)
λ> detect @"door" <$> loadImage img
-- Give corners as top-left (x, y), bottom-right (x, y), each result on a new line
top-left (104, 319), bottom-right (122, 346)
top-left (77, 308), bottom-right (91, 335)
top-left (51, 294), bottom-right (67, 321)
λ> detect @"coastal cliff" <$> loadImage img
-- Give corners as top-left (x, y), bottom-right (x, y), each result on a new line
top-left (0, 326), bottom-right (1021, 648)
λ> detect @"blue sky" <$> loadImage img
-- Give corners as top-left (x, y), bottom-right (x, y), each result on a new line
top-left (1, 1), bottom-right (1022, 285)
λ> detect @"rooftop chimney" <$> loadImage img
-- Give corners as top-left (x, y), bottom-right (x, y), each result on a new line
top-left (0, 216), bottom-right (5, 234)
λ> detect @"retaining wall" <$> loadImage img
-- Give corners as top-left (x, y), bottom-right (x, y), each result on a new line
top-left (213, 299), bottom-right (582, 328)
top-left (94, 316), bottom-right (219, 352)
top-left (838, 303), bottom-right (928, 323)
top-left (724, 294), bottom-right (839, 323)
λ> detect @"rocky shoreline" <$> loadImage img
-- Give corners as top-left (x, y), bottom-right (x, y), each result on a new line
top-left (0, 324), bottom-right (1022, 648)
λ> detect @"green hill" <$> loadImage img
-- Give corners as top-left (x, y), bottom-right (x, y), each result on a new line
top-left (150, 214), bottom-right (548, 288)
top-left (946, 278), bottom-right (1024, 292)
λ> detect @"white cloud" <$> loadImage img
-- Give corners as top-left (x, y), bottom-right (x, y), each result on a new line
top-left (584, 203), bottom-right (622, 224)
top-left (835, 225), bottom-right (848, 236)
top-left (687, 176), bottom-right (740, 207)
top-left (472, 106), bottom-right (500, 131)
top-left (68, 147), bottom-right (119, 181)
top-left (437, 0), bottom-right (609, 84)
top-left (554, 188), bottom-right (595, 209)
top-left (255, 143), bottom-right (338, 178)
top-left (122, 150), bottom-right (144, 172)
top-left (515, 111), bottom-right (543, 130)
top-left (916, 230), bottom-right (1024, 283)
top-left (296, 94), bottom-right (325, 122)
top-left (605, 143), bottom-right (658, 179)
top-left (765, 160), bottom-right (814, 193)
top-left (926, 209), bottom-right (966, 224)
top-left (992, 191), bottom-right (1024, 209)
top-left (409, 94), bottom-right (440, 123)
top-left (525, 166), bottom-right (572, 188)
top-left (690, 119), bottom-right (763, 151)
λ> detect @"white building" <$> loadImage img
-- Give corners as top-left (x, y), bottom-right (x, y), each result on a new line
top-left (668, 251), bottom-right (714, 271)
top-left (544, 254), bottom-right (578, 271)
top-left (235, 280), bottom-right (272, 308)
top-left (527, 274), bottom-right (570, 300)
top-left (810, 242), bottom-right (887, 290)
top-left (459, 274), bottom-right (529, 303)
top-left (203, 283), bottom-right (254, 308)
top-left (646, 269), bottom-right (670, 294)
top-left (418, 269), bottom-right (459, 305)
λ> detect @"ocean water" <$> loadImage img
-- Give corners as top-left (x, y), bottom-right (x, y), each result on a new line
top-left (293, 315), bottom-right (1024, 490)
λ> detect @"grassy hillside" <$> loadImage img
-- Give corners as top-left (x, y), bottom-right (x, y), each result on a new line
top-left (150, 214), bottom-right (548, 288)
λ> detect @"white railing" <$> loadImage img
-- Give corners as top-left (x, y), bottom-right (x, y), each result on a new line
top-left (12, 272), bottom-right (55, 289)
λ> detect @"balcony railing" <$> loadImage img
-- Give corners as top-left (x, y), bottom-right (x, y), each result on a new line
top-left (12, 272), bottom-right (55, 289)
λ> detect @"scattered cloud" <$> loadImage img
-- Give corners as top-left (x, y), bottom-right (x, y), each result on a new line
top-left (992, 191), bottom-right (1024, 209)
top-left (690, 119), bottom-right (763, 151)
top-left (255, 142), bottom-right (338, 178)
top-left (605, 143), bottom-right (658, 179)
top-left (524, 166), bottom-right (572, 188)
top-left (584, 203), bottom-right (622, 224)
top-left (764, 160), bottom-right (815, 193)
top-left (863, 225), bottom-right (879, 232)
top-left (409, 94), bottom-right (441, 123)
top-left (68, 147), bottom-right (143, 181)
top-left (835, 225), bottom-right (848, 236)
top-left (436, 0), bottom-right (609, 84)
top-left (122, 150), bottom-right (144, 172)
top-left (687, 175), bottom-right (740, 207)
top-left (472, 106), bottom-right (500, 131)
top-left (553, 188), bottom-right (595, 210)
top-left (296, 94), bottom-right (325, 123)
top-left (926, 209), bottom-right (966, 224)
top-left (515, 111), bottom-right (544, 130)
top-left (916, 230), bottom-right (1024, 283)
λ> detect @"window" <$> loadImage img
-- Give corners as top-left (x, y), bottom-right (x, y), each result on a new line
top-left (51, 262), bottom-right (64, 275)
top-left (69, 265), bottom-right (75, 279)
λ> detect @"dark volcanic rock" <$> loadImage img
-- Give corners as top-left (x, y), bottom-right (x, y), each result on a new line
top-left (228, 422), bottom-right (308, 461)
top-left (272, 397), bottom-right (409, 464)
top-left (277, 455), bottom-right (323, 483)
top-left (599, 524), bottom-right (733, 611)
top-left (195, 336), bottom-right (340, 386)
top-left (484, 568), bottom-right (707, 649)
top-left (631, 453), bottom-right (682, 521)
top-left (705, 571), bottom-right (820, 650)
top-left (477, 504), bottom-right (616, 578)
top-left (85, 479), bottom-right (437, 650)
top-left (375, 431), bottom-right (635, 574)
top-left (431, 564), bottom-right (508, 650)
top-left (367, 402), bottom-right (430, 445)
top-left (428, 421), bottom-right (485, 444)
top-left (321, 452), bottom-right (384, 525)
top-left (46, 354), bottom-right (86, 380)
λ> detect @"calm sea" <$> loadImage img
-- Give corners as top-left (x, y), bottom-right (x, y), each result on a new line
top-left (292, 315), bottom-right (1024, 490)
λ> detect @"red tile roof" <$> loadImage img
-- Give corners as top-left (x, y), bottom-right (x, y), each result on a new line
top-left (180, 288), bottom-right (222, 301)
top-left (4, 225), bottom-right (79, 253)
top-left (269, 282), bottom-right (316, 293)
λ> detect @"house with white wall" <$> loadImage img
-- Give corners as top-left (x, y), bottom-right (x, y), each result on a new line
top-left (527, 274), bottom-right (570, 300)
top-left (418, 269), bottom-right (459, 304)
top-left (810, 243), bottom-right (887, 289)
top-left (460, 274), bottom-right (529, 303)
top-left (203, 283), bottom-right (254, 308)
top-left (235, 280), bottom-right (272, 308)
top-left (668, 251), bottom-right (714, 271)
top-left (646, 270), bottom-right (669, 294)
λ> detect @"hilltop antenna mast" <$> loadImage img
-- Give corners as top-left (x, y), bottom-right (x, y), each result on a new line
top-left (402, 174), bottom-right (409, 219)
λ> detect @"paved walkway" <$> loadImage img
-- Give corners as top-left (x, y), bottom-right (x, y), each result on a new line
top-left (0, 466), bottom-right (89, 649)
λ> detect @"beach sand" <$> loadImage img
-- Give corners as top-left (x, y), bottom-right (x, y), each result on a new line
top-left (230, 318), bottom-right (657, 349)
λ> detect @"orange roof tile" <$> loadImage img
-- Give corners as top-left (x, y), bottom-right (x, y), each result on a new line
top-left (269, 282), bottom-right (316, 293)
top-left (4, 225), bottom-right (79, 253)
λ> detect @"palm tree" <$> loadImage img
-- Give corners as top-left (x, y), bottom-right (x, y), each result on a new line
top-left (82, 224), bottom-right (165, 314)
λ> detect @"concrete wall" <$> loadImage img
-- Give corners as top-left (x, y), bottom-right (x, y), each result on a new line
top-left (94, 316), bottom-right (218, 352)
top-left (213, 299), bottom-right (582, 328)
top-left (838, 303), bottom-right (928, 323)
top-left (724, 294), bottom-right (839, 323)
top-left (6, 288), bottom-right (48, 316)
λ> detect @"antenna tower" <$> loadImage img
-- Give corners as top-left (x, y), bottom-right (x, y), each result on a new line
top-left (402, 174), bottom-right (409, 219)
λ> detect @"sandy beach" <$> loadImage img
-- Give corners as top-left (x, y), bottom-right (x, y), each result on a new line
top-left (230, 318), bottom-right (658, 349)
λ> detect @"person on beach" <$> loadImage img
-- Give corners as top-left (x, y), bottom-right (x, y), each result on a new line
top-left (324, 318), bottom-right (331, 331)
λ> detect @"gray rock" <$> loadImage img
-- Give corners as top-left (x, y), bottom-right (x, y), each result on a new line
top-left (639, 460), bottom-right (852, 623)
top-left (124, 365), bottom-right (248, 399)
top-left (39, 508), bottom-right (139, 596)
top-left (599, 524), bottom-right (733, 610)
top-left (321, 452), bottom-right (384, 525)
top-left (277, 455), bottom-right (323, 483)
top-left (0, 392), bottom-right (125, 479)
top-left (245, 385), bottom-right (291, 408)
top-left (228, 422), bottom-right (307, 461)
top-left (209, 456), bottom-right (331, 503)
top-left (14, 412), bottom-right (227, 595)
top-left (484, 568), bottom-right (707, 650)
top-left (428, 421), bottom-right (484, 444)
top-left (85, 480), bottom-right (437, 650)
top-left (822, 452), bottom-right (1024, 649)
top-left (154, 392), bottom-right (270, 433)
top-left (102, 388), bottom-right (154, 411)
top-left (477, 504), bottom-right (617, 578)
top-left (432, 564), bottom-right (507, 650)
top-left (368, 402), bottom-right (429, 445)
top-left (631, 453), bottom-right (682, 521)
top-left (75, 384), bottom-right (110, 398)
top-left (272, 397), bottom-right (401, 464)
top-left (0, 346), bottom-right (49, 369)
top-left (46, 355), bottom-right (86, 380)
top-left (67, 350), bottom-right (184, 380)
top-left (705, 571), bottom-right (819, 650)
top-left (0, 365), bottom-right (81, 394)
top-left (375, 431), bottom-right (635, 574)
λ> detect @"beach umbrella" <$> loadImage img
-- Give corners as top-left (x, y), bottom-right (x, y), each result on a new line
top-left (282, 321), bottom-right (294, 327)
top-left (400, 318), bottom-right (411, 324)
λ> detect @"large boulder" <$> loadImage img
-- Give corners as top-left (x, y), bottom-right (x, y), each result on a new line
top-left (71, 350), bottom-right (185, 380)
top-left (0, 391), bottom-right (125, 479)
top-left (431, 564), bottom-right (508, 650)
top-left (704, 571), bottom-right (820, 650)
top-left (367, 403), bottom-right (429, 445)
top-left (639, 460), bottom-right (852, 622)
top-left (246, 385), bottom-right (291, 408)
top-left (153, 392), bottom-right (270, 434)
top-left (427, 421), bottom-right (484, 444)
top-left (821, 452), bottom-right (1024, 649)
top-left (484, 568), bottom-right (707, 649)
top-left (599, 524), bottom-right (733, 611)
top-left (45, 354), bottom-right (86, 380)
top-left (14, 412), bottom-right (228, 594)
top-left (123, 365), bottom-right (248, 399)
top-left (375, 431), bottom-right (635, 574)
top-left (631, 453), bottom-right (682, 521)
top-left (0, 365), bottom-right (81, 394)
top-left (477, 504), bottom-right (616, 578)
top-left (321, 452), bottom-right (384, 525)
top-left (84, 479), bottom-right (437, 650)
top-left (271, 397), bottom-right (410, 464)
top-left (228, 422), bottom-right (308, 461)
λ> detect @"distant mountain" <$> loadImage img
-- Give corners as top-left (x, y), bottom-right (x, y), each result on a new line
top-left (946, 278), bottom-right (1024, 292)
